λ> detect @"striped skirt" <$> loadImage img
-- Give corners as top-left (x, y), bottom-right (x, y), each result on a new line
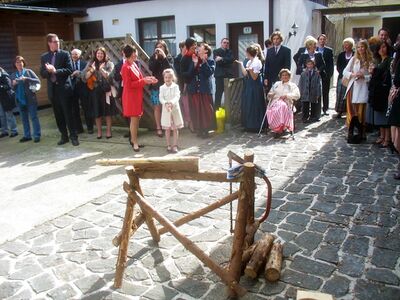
top-left (266, 100), bottom-right (294, 133)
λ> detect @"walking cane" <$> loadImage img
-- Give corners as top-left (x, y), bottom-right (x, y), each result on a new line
top-left (257, 111), bottom-right (267, 137)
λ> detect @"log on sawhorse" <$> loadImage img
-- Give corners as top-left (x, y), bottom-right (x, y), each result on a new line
top-left (97, 151), bottom-right (271, 298)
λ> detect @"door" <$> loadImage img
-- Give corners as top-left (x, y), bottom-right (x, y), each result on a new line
top-left (229, 22), bottom-right (264, 77)
top-left (382, 17), bottom-right (400, 46)
top-left (17, 36), bottom-right (49, 106)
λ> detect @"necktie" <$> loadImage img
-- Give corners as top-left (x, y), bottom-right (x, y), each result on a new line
top-left (50, 52), bottom-right (56, 82)
top-left (275, 47), bottom-right (278, 55)
top-left (75, 61), bottom-right (78, 71)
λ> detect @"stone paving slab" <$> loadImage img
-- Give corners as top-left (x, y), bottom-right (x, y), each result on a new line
top-left (1, 109), bottom-right (400, 299)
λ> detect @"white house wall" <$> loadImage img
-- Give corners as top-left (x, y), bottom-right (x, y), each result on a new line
top-left (74, 0), bottom-right (324, 55)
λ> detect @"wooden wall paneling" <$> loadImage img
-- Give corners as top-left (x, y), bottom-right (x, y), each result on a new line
top-left (17, 36), bottom-right (49, 106)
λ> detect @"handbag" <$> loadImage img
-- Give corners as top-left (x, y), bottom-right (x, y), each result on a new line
top-left (100, 79), bottom-right (111, 93)
top-left (29, 83), bottom-right (41, 93)
top-left (342, 77), bottom-right (350, 87)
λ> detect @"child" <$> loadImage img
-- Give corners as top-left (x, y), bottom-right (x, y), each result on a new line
top-left (159, 68), bottom-right (183, 153)
top-left (298, 59), bottom-right (321, 123)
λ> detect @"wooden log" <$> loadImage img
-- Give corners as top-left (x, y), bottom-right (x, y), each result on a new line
top-left (244, 234), bottom-right (275, 279)
top-left (158, 191), bottom-right (239, 235)
top-left (228, 162), bottom-right (254, 297)
top-left (112, 213), bottom-right (146, 247)
top-left (242, 242), bottom-right (257, 265)
top-left (243, 151), bottom-right (255, 226)
top-left (265, 242), bottom-right (283, 282)
top-left (125, 168), bottom-right (160, 243)
top-left (126, 187), bottom-right (247, 297)
top-left (114, 181), bottom-right (137, 288)
top-left (244, 220), bottom-right (260, 250)
top-left (137, 170), bottom-right (241, 182)
top-left (97, 156), bottom-right (199, 173)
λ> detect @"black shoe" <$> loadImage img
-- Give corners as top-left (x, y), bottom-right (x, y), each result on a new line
top-left (0, 132), bottom-right (9, 138)
top-left (34, 137), bottom-right (40, 143)
top-left (20, 137), bottom-right (32, 143)
top-left (87, 129), bottom-right (94, 134)
top-left (71, 138), bottom-right (79, 146)
top-left (9, 132), bottom-right (18, 138)
top-left (57, 137), bottom-right (69, 145)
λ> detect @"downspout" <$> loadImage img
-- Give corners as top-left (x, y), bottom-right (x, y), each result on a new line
top-left (269, 0), bottom-right (274, 36)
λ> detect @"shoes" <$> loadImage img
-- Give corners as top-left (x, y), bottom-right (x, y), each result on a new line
top-left (167, 145), bottom-right (172, 153)
top-left (34, 137), bottom-right (40, 143)
top-left (97, 135), bottom-right (102, 139)
top-left (106, 135), bottom-right (112, 139)
top-left (322, 111), bottom-right (329, 116)
top-left (87, 129), bottom-right (94, 134)
top-left (9, 132), bottom-right (18, 138)
top-left (20, 137), bottom-right (32, 143)
top-left (373, 137), bottom-right (384, 145)
top-left (0, 132), bottom-right (8, 138)
top-left (171, 145), bottom-right (179, 153)
top-left (133, 144), bottom-right (140, 152)
top-left (71, 138), bottom-right (79, 146)
top-left (57, 137), bottom-right (69, 145)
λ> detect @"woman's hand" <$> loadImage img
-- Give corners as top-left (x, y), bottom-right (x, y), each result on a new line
top-left (192, 54), bottom-right (198, 64)
top-left (234, 60), bottom-right (243, 65)
top-left (155, 48), bottom-right (166, 59)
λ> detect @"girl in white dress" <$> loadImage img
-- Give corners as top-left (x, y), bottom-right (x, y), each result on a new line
top-left (159, 68), bottom-right (183, 153)
top-left (343, 39), bottom-right (374, 143)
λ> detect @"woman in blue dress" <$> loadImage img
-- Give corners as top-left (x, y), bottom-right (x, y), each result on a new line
top-left (236, 45), bottom-right (266, 131)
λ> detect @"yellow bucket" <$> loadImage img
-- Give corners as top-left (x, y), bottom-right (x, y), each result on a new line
top-left (215, 107), bottom-right (226, 133)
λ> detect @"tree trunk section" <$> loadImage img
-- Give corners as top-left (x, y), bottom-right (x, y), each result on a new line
top-left (244, 233), bottom-right (275, 279)
top-left (265, 242), bottom-right (283, 282)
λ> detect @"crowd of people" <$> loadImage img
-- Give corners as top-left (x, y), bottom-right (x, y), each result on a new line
top-left (0, 29), bottom-right (399, 178)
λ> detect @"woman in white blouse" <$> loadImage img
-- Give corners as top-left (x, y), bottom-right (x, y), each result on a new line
top-left (266, 69), bottom-right (300, 137)
top-left (343, 39), bottom-right (374, 143)
top-left (236, 44), bottom-right (266, 132)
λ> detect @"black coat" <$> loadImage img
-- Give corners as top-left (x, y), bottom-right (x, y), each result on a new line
top-left (293, 46), bottom-right (306, 72)
top-left (336, 51), bottom-right (354, 79)
top-left (0, 68), bottom-right (16, 111)
top-left (264, 45), bottom-right (291, 87)
top-left (40, 49), bottom-right (73, 99)
top-left (319, 46), bottom-right (334, 78)
top-left (71, 59), bottom-right (88, 96)
top-left (148, 54), bottom-right (173, 90)
top-left (213, 47), bottom-right (234, 78)
top-left (388, 57), bottom-right (400, 126)
top-left (368, 57), bottom-right (392, 112)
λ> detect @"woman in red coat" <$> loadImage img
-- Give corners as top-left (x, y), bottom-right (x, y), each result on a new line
top-left (121, 44), bottom-right (157, 151)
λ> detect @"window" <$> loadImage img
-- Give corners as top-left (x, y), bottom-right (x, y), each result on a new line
top-left (79, 21), bottom-right (104, 40)
top-left (139, 16), bottom-right (176, 57)
top-left (352, 27), bottom-right (374, 43)
top-left (189, 25), bottom-right (216, 49)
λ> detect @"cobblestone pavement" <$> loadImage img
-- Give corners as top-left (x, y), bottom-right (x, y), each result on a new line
top-left (0, 113), bottom-right (399, 300)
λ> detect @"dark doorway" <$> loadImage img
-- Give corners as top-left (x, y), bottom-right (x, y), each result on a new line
top-left (382, 17), bottom-right (400, 45)
top-left (228, 22), bottom-right (264, 77)
top-left (79, 20), bottom-right (104, 40)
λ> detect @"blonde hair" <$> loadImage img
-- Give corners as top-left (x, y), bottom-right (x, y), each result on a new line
top-left (342, 37), bottom-right (355, 49)
top-left (162, 68), bottom-right (177, 82)
top-left (304, 36), bottom-right (318, 49)
top-left (252, 43), bottom-right (265, 63)
top-left (354, 39), bottom-right (373, 68)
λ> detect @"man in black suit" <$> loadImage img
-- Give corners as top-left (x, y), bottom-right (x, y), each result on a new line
top-left (40, 33), bottom-right (78, 146)
top-left (213, 38), bottom-right (234, 109)
top-left (317, 34), bottom-right (334, 115)
top-left (70, 48), bottom-right (92, 134)
top-left (263, 31), bottom-right (291, 92)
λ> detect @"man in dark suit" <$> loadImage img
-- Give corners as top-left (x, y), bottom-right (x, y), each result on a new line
top-left (263, 31), bottom-right (291, 91)
top-left (40, 33), bottom-right (78, 146)
top-left (213, 38), bottom-right (234, 109)
top-left (70, 48), bottom-right (92, 134)
top-left (317, 34), bottom-right (334, 115)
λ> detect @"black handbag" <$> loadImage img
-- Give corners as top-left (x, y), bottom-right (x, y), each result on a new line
top-left (100, 79), bottom-right (111, 93)
top-left (0, 88), bottom-right (16, 111)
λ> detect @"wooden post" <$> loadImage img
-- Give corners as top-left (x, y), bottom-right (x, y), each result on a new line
top-left (228, 162), bottom-right (255, 297)
top-left (126, 167), bottom-right (160, 243)
top-left (158, 191), bottom-right (239, 235)
top-left (125, 183), bottom-right (247, 297)
top-left (244, 234), bottom-right (275, 279)
top-left (265, 242), bottom-right (283, 282)
top-left (112, 213), bottom-right (146, 247)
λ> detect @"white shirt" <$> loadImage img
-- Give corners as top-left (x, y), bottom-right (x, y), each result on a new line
top-left (246, 57), bottom-right (262, 74)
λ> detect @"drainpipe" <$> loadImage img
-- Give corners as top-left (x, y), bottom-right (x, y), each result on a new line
top-left (269, 0), bottom-right (274, 36)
